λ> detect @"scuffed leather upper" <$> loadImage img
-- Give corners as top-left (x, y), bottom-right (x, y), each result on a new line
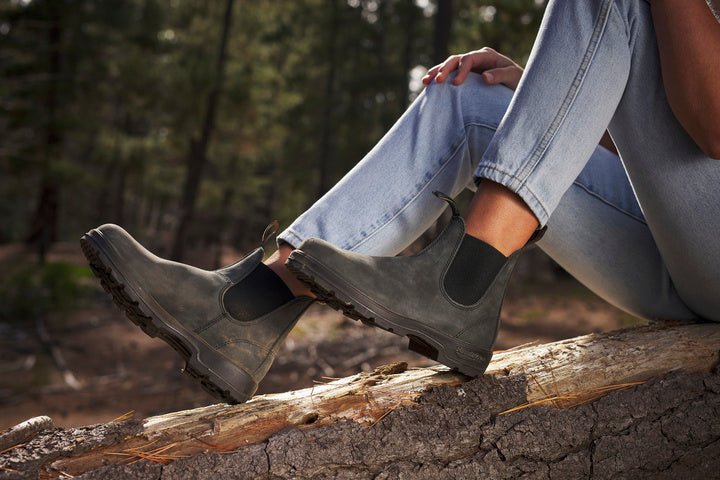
top-left (296, 216), bottom-right (520, 350)
top-left (95, 224), bottom-right (311, 382)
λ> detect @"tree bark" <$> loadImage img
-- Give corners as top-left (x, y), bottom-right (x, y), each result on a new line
top-left (401, 1), bottom-right (418, 107)
top-left (171, 0), bottom-right (235, 261)
top-left (432, 0), bottom-right (453, 65)
top-left (25, 3), bottom-right (62, 263)
top-left (2, 322), bottom-right (719, 479)
top-left (316, 0), bottom-right (340, 199)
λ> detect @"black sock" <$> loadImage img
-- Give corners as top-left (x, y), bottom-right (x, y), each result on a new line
top-left (443, 235), bottom-right (508, 306)
top-left (224, 263), bottom-right (294, 321)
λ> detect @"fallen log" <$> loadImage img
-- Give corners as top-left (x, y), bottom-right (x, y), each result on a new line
top-left (2, 322), bottom-right (719, 479)
top-left (0, 417), bottom-right (55, 453)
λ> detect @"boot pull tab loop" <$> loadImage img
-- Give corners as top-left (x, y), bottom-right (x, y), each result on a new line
top-left (527, 225), bottom-right (547, 245)
top-left (261, 220), bottom-right (280, 247)
top-left (432, 191), bottom-right (460, 217)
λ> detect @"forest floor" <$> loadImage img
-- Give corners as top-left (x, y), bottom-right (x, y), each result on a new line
top-left (0, 241), bottom-right (645, 431)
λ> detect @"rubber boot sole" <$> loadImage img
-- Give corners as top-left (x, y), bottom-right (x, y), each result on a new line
top-left (80, 230), bottom-right (256, 404)
top-left (286, 251), bottom-right (492, 377)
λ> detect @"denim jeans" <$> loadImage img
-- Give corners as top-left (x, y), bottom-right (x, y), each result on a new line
top-left (278, 0), bottom-right (720, 322)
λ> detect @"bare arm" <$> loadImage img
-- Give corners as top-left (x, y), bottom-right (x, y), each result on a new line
top-left (651, 0), bottom-right (720, 158)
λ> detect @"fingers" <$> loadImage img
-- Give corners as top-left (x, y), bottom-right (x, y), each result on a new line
top-left (422, 55), bottom-right (460, 85)
top-left (452, 54), bottom-right (475, 85)
top-left (482, 65), bottom-right (524, 90)
top-left (435, 55), bottom-right (461, 83)
top-left (422, 48), bottom-right (521, 87)
top-left (422, 64), bottom-right (442, 85)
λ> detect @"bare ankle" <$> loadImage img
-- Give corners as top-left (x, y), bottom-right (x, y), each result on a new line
top-left (265, 245), bottom-right (315, 298)
top-left (464, 180), bottom-right (540, 256)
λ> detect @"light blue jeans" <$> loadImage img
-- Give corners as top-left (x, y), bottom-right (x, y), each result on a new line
top-left (278, 0), bottom-right (720, 322)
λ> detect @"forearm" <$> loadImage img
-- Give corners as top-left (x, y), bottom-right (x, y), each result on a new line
top-left (651, 0), bottom-right (720, 158)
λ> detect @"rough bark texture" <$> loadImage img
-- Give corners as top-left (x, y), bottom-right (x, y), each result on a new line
top-left (0, 417), bottom-right (55, 453)
top-left (0, 421), bottom-right (142, 479)
top-left (72, 372), bottom-right (720, 479)
top-left (2, 323), bottom-right (719, 479)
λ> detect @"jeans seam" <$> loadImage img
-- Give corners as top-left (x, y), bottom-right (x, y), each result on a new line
top-left (281, 144), bottom-right (465, 251)
top-left (463, 120), bottom-right (501, 132)
top-left (347, 122), bottom-right (500, 252)
top-left (347, 141), bottom-right (464, 251)
top-left (572, 179), bottom-right (647, 225)
top-left (515, 0), bottom-right (615, 186)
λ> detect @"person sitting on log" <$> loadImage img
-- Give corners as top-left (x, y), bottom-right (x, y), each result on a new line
top-left (81, 0), bottom-right (720, 404)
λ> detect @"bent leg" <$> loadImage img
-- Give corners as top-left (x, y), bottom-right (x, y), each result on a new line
top-left (473, 0), bottom-right (632, 226)
top-left (604, 2), bottom-right (720, 320)
top-left (281, 0), bottom-right (719, 320)
top-left (278, 75), bottom-right (514, 255)
top-left (539, 147), bottom-right (696, 321)
top-left (474, 0), bottom-right (720, 319)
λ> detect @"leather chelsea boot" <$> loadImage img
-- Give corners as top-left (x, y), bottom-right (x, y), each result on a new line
top-left (286, 192), bottom-right (544, 377)
top-left (81, 224), bottom-right (312, 404)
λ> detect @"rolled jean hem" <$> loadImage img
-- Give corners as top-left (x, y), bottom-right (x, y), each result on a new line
top-left (276, 228), bottom-right (305, 249)
top-left (474, 164), bottom-right (550, 226)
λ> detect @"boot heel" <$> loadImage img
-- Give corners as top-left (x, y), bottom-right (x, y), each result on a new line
top-left (407, 335), bottom-right (439, 361)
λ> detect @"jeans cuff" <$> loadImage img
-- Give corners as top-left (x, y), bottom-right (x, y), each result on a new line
top-left (473, 164), bottom-right (550, 226)
top-left (276, 228), bottom-right (305, 249)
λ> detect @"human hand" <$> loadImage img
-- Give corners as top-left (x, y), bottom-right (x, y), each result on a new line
top-left (422, 47), bottom-right (524, 90)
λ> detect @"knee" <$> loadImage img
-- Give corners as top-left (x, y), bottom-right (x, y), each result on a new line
top-left (422, 72), bottom-right (513, 123)
top-left (424, 71), bottom-right (495, 99)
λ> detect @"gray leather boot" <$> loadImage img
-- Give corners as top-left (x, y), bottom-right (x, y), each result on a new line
top-left (80, 224), bottom-right (312, 404)
top-left (286, 192), bottom-right (544, 377)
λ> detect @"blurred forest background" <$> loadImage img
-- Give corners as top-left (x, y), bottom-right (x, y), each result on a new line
top-left (0, 0), bottom-right (642, 430)
top-left (1, 0), bottom-right (546, 260)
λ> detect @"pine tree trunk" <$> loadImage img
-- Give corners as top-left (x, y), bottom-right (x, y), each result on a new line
top-left (171, 0), bottom-right (235, 261)
top-left (401, 1), bottom-right (418, 106)
top-left (25, 4), bottom-right (62, 263)
top-left (316, 0), bottom-right (340, 199)
top-left (432, 0), bottom-right (453, 65)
